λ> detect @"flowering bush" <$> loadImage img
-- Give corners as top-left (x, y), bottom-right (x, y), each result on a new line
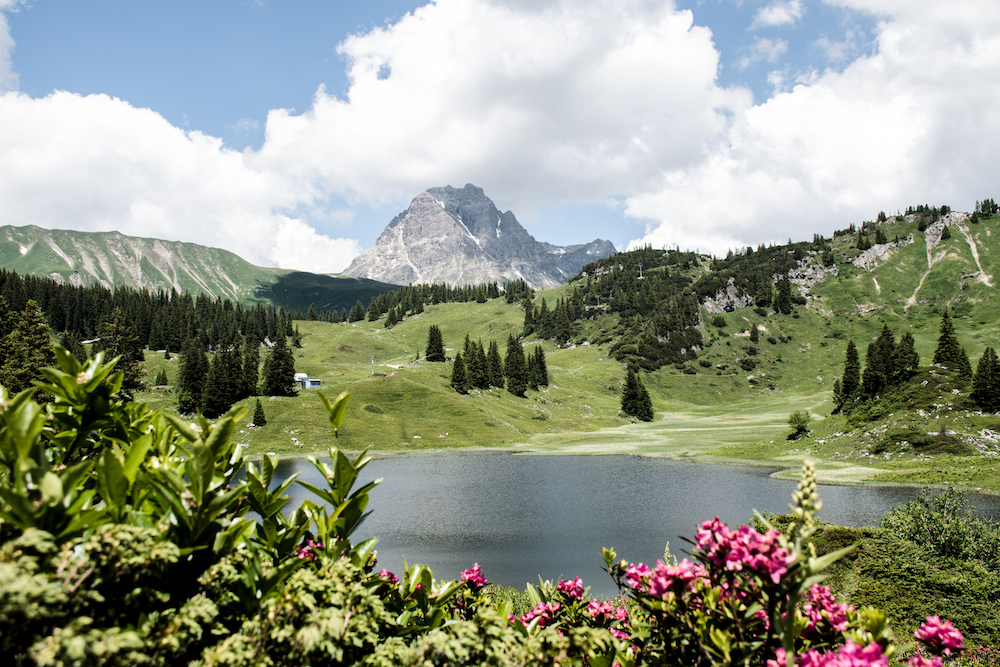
top-left (0, 349), bottom-right (971, 666)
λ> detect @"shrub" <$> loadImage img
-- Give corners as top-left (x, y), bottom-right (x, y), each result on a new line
top-left (712, 314), bottom-right (727, 328)
top-left (788, 410), bottom-right (811, 438)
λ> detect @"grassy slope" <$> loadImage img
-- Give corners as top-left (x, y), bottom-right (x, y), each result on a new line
top-left (139, 213), bottom-right (1000, 490)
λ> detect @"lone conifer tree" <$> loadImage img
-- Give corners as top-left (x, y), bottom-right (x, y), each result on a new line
top-left (862, 324), bottom-right (895, 398)
top-left (155, 368), bottom-right (168, 386)
top-left (933, 309), bottom-right (973, 381)
top-left (0, 299), bottom-right (55, 395)
top-left (621, 368), bottom-right (654, 421)
top-left (450, 351), bottom-right (469, 394)
top-left (426, 325), bottom-right (446, 362)
top-left (972, 347), bottom-right (1000, 412)
top-left (504, 334), bottom-right (528, 397)
top-left (533, 346), bottom-right (549, 386)
top-left (776, 278), bottom-right (793, 315)
top-left (893, 332), bottom-right (920, 384)
top-left (94, 307), bottom-right (145, 400)
top-left (253, 397), bottom-right (267, 426)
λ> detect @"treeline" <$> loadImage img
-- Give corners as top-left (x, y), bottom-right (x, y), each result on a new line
top-left (425, 325), bottom-right (548, 398)
top-left (0, 268), bottom-right (297, 353)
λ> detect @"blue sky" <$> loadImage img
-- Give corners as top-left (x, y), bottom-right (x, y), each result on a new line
top-left (0, 1), bottom-right (997, 273)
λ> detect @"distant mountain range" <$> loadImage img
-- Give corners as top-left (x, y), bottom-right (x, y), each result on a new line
top-left (0, 225), bottom-right (398, 313)
top-left (343, 184), bottom-right (616, 289)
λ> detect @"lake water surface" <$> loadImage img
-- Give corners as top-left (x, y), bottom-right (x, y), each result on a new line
top-left (270, 453), bottom-right (1000, 598)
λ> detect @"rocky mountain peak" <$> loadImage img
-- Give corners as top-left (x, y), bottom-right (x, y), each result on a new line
top-left (343, 184), bottom-right (615, 288)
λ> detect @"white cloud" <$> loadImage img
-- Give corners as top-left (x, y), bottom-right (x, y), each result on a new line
top-left (630, 0), bottom-right (1000, 255)
top-left (0, 90), bottom-right (360, 273)
top-left (0, 0), bottom-right (26, 92)
top-left (738, 37), bottom-right (789, 69)
top-left (750, 0), bottom-right (805, 29)
top-left (1, 0), bottom-right (999, 273)
top-left (257, 0), bottom-right (746, 217)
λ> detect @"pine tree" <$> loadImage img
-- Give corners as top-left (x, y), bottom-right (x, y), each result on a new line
top-left (242, 343), bottom-right (260, 398)
top-left (621, 368), bottom-right (654, 421)
top-left (177, 339), bottom-right (209, 413)
top-left (201, 351), bottom-right (232, 417)
top-left (348, 300), bottom-right (366, 323)
top-left (749, 325), bottom-right (759, 343)
top-left (940, 225), bottom-right (951, 240)
top-left (486, 339), bottom-right (504, 388)
top-left (534, 346), bottom-right (549, 386)
top-left (59, 331), bottom-right (87, 363)
top-left (253, 397), bottom-right (267, 426)
top-left (426, 325), bottom-right (446, 362)
top-left (0, 299), bottom-right (56, 396)
top-left (474, 341), bottom-right (489, 389)
top-left (893, 332), bottom-right (920, 384)
top-left (450, 351), bottom-right (469, 394)
top-left (93, 307), bottom-right (144, 400)
top-left (776, 278), bottom-right (793, 315)
top-left (841, 340), bottom-right (861, 403)
top-left (862, 324), bottom-right (895, 398)
top-left (261, 333), bottom-right (296, 396)
top-left (972, 347), bottom-right (1000, 412)
top-left (155, 368), bottom-right (168, 386)
top-left (933, 309), bottom-right (973, 381)
top-left (504, 334), bottom-right (528, 397)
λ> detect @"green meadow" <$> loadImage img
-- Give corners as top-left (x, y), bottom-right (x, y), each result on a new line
top-left (137, 214), bottom-right (1000, 492)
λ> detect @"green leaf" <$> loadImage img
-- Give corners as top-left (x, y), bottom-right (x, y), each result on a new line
top-left (122, 434), bottom-right (153, 485)
top-left (39, 471), bottom-right (63, 507)
top-left (319, 390), bottom-right (350, 433)
top-left (97, 448), bottom-right (128, 509)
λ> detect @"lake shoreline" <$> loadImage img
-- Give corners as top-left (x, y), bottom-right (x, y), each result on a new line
top-left (244, 443), bottom-right (1000, 496)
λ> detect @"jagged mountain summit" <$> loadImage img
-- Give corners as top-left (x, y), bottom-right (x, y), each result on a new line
top-left (342, 184), bottom-right (616, 289)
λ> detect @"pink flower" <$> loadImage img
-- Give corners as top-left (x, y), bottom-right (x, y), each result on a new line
top-left (624, 562), bottom-right (652, 589)
top-left (802, 584), bottom-right (854, 634)
top-left (646, 559), bottom-right (706, 598)
top-left (379, 568), bottom-right (399, 585)
top-left (557, 577), bottom-right (585, 600)
top-left (914, 616), bottom-right (964, 656)
top-left (587, 600), bottom-right (614, 618)
top-left (520, 602), bottom-right (561, 628)
top-left (907, 655), bottom-right (943, 667)
top-left (695, 518), bottom-right (794, 583)
top-left (295, 539), bottom-right (324, 560)
top-left (800, 642), bottom-right (888, 667)
top-left (460, 563), bottom-right (488, 590)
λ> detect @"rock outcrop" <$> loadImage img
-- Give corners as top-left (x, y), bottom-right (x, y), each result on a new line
top-left (343, 184), bottom-right (616, 288)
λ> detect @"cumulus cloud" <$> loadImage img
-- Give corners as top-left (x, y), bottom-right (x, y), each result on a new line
top-left (630, 0), bottom-right (1000, 255)
top-left (750, 0), bottom-right (805, 29)
top-left (1, 0), bottom-right (999, 271)
top-left (257, 0), bottom-right (746, 217)
top-left (0, 91), bottom-right (359, 272)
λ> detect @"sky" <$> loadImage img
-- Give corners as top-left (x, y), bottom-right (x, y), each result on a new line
top-left (0, 0), bottom-right (998, 274)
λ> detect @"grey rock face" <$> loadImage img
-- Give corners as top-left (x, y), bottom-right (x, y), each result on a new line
top-left (343, 184), bottom-right (616, 288)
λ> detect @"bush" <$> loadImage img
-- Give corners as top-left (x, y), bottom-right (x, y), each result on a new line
top-left (740, 358), bottom-right (757, 371)
top-left (712, 314), bottom-right (727, 328)
top-left (788, 410), bottom-right (811, 438)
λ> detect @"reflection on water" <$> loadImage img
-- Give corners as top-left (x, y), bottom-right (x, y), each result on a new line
top-left (261, 453), bottom-right (1000, 598)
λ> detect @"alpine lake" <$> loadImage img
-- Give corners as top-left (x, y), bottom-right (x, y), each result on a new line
top-left (267, 452), bottom-right (1000, 598)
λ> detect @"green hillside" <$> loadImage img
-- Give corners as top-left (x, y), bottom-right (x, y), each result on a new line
top-left (117, 208), bottom-right (1000, 491)
top-left (0, 224), bottom-right (399, 312)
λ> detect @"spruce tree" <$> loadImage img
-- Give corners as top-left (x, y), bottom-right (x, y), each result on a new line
top-left (526, 350), bottom-right (540, 391)
top-left (840, 340), bottom-right (860, 406)
top-left (621, 368), bottom-right (654, 421)
top-left (893, 332), bottom-right (920, 384)
top-left (776, 278), bottom-right (793, 315)
top-left (534, 346), bottom-right (549, 386)
top-left (450, 351), bottom-right (469, 394)
top-left (155, 368), bottom-right (168, 386)
top-left (60, 331), bottom-right (87, 363)
top-left (972, 347), bottom-right (1000, 412)
top-left (504, 334), bottom-right (528, 397)
top-left (749, 325), bottom-right (759, 344)
top-left (0, 299), bottom-right (56, 395)
top-left (933, 309), bottom-right (973, 381)
top-left (177, 338), bottom-right (209, 413)
top-left (426, 325), bottom-right (446, 362)
top-left (201, 351), bottom-right (231, 417)
top-left (261, 334), bottom-right (296, 396)
top-left (253, 397), bottom-right (267, 426)
top-left (862, 324), bottom-right (895, 398)
top-left (348, 300), bottom-right (366, 323)
top-left (243, 343), bottom-right (260, 398)
top-left (487, 339), bottom-right (504, 388)
top-left (93, 307), bottom-right (145, 400)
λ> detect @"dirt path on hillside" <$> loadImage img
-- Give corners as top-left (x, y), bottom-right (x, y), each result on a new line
top-left (906, 221), bottom-right (948, 309)
top-left (957, 219), bottom-right (993, 286)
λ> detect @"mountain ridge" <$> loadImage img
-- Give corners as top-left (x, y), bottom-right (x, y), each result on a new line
top-left (343, 184), bottom-right (616, 289)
